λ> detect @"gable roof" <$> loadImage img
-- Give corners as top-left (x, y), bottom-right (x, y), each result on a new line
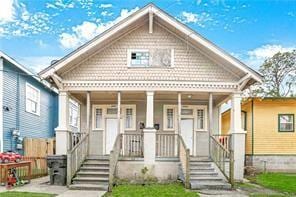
top-left (39, 3), bottom-right (262, 86)
top-left (0, 51), bottom-right (57, 93)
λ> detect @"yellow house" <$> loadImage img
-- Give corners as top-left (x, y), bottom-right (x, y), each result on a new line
top-left (222, 97), bottom-right (296, 172)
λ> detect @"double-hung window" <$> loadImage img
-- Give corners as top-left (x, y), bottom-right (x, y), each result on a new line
top-left (163, 106), bottom-right (175, 130)
top-left (125, 108), bottom-right (133, 129)
top-left (278, 114), bottom-right (294, 132)
top-left (25, 83), bottom-right (40, 115)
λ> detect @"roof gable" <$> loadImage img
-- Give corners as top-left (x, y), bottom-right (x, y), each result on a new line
top-left (39, 3), bottom-right (262, 87)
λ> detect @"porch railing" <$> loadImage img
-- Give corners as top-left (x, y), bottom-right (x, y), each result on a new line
top-left (109, 134), bottom-right (122, 191)
top-left (210, 135), bottom-right (234, 187)
top-left (156, 133), bottom-right (178, 157)
top-left (212, 134), bottom-right (231, 152)
top-left (178, 135), bottom-right (190, 188)
top-left (67, 132), bottom-right (89, 186)
top-left (68, 131), bottom-right (88, 150)
top-left (121, 133), bottom-right (143, 157)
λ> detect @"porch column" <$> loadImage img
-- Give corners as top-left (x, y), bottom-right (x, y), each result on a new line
top-left (177, 93), bottom-right (181, 134)
top-left (117, 92), bottom-right (121, 134)
top-left (86, 91), bottom-right (91, 132)
top-left (208, 93), bottom-right (213, 134)
top-left (230, 92), bottom-right (246, 181)
top-left (143, 91), bottom-right (156, 164)
top-left (55, 91), bottom-right (70, 155)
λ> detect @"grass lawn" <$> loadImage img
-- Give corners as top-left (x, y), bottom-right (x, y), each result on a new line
top-left (0, 191), bottom-right (55, 197)
top-left (254, 173), bottom-right (296, 194)
top-left (104, 183), bottom-right (198, 197)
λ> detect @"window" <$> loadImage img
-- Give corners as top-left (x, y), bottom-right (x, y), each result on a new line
top-left (107, 108), bottom-right (117, 115)
top-left (278, 114), bottom-right (294, 132)
top-left (130, 51), bottom-right (149, 67)
top-left (95, 108), bottom-right (103, 129)
top-left (69, 99), bottom-right (79, 128)
top-left (125, 108), bottom-right (133, 129)
top-left (181, 109), bottom-right (193, 116)
top-left (25, 83), bottom-right (40, 115)
top-left (197, 109), bottom-right (204, 130)
top-left (167, 109), bottom-right (174, 129)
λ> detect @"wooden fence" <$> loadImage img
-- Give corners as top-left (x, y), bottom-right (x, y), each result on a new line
top-left (23, 138), bottom-right (55, 156)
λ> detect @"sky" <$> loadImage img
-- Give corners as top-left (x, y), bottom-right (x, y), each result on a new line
top-left (0, 0), bottom-right (295, 73)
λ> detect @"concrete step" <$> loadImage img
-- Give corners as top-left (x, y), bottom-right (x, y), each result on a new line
top-left (190, 176), bottom-right (223, 181)
top-left (69, 183), bottom-right (108, 191)
top-left (83, 163), bottom-right (109, 168)
top-left (80, 166), bottom-right (109, 171)
top-left (86, 155), bottom-right (109, 160)
top-left (190, 171), bottom-right (218, 176)
top-left (190, 168), bottom-right (215, 172)
top-left (191, 181), bottom-right (232, 190)
top-left (84, 160), bottom-right (109, 165)
top-left (73, 177), bottom-right (109, 185)
top-left (190, 165), bottom-right (213, 170)
top-left (190, 157), bottom-right (211, 162)
top-left (190, 163), bottom-right (212, 167)
top-left (76, 171), bottom-right (109, 178)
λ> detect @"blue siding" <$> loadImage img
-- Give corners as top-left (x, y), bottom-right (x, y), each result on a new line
top-left (2, 59), bottom-right (58, 153)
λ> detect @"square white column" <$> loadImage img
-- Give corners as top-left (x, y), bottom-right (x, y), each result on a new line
top-left (55, 91), bottom-right (70, 155)
top-left (143, 91), bottom-right (156, 164)
top-left (230, 92), bottom-right (246, 181)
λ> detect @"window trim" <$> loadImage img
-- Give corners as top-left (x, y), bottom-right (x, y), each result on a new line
top-left (163, 105), bottom-right (177, 131)
top-left (69, 98), bottom-right (80, 128)
top-left (123, 105), bottom-right (137, 131)
top-left (25, 82), bottom-right (40, 116)
top-left (278, 114), bottom-right (295, 132)
top-left (127, 49), bottom-right (150, 67)
top-left (241, 111), bottom-right (247, 131)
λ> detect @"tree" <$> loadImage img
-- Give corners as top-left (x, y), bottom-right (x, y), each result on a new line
top-left (254, 50), bottom-right (296, 97)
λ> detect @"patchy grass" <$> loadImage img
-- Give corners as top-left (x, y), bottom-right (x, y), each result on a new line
top-left (104, 183), bottom-right (198, 197)
top-left (254, 173), bottom-right (296, 194)
top-left (0, 191), bottom-right (55, 197)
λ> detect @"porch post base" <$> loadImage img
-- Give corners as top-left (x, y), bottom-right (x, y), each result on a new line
top-left (143, 128), bottom-right (156, 165)
top-left (231, 130), bottom-right (246, 181)
top-left (55, 128), bottom-right (70, 155)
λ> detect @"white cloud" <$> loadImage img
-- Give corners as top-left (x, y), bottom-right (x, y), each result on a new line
top-left (178, 11), bottom-right (212, 28)
top-left (18, 56), bottom-right (61, 72)
top-left (59, 7), bottom-right (139, 49)
top-left (99, 4), bottom-right (112, 8)
top-left (101, 11), bottom-right (113, 17)
top-left (46, 0), bottom-right (75, 9)
top-left (0, 0), bottom-right (16, 23)
top-left (234, 44), bottom-right (296, 70)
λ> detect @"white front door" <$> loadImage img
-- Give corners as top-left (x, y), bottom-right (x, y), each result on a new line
top-left (181, 119), bottom-right (193, 155)
top-left (105, 118), bottom-right (118, 154)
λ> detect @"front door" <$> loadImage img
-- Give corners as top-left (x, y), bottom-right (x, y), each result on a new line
top-left (105, 118), bottom-right (118, 154)
top-left (180, 119), bottom-right (193, 155)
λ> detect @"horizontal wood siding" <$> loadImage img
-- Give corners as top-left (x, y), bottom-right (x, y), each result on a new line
top-left (222, 99), bottom-right (296, 155)
top-left (62, 22), bottom-right (238, 83)
top-left (2, 59), bottom-right (58, 153)
top-left (253, 99), bottom-right (296, 154)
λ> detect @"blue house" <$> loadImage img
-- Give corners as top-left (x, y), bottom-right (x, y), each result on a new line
top-left (0, 51), bottom-right (58, 154)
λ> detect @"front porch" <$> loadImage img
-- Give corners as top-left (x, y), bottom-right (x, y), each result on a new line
top-left (54, 90), bottom-right (245, 190)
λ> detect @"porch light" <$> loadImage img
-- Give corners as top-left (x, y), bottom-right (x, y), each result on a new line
top-left (187, 95), bottom-right (192, 99)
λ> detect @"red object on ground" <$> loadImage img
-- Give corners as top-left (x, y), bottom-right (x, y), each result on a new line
top-left (0, 152), bottom-right (22, 163)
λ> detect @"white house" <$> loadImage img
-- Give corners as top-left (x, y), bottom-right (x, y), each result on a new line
top-left (39, 4), bottom-right (262, 191)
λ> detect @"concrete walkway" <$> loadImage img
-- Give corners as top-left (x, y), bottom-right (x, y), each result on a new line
top-left (0, 176), bottom-right (106, 197)
top-left (197, 189), bottom-right (248, 197)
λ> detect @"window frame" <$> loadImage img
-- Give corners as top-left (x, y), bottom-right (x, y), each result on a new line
top-left (124, 105), bottom-right (137, 131)
top-left (69, 98), bottom-right (80, 128)
top-left (163, 105), bottom-right (176, 131)
top-left (25, 82), bottom-right (40, 116)
top-left (241, 111), bottom-right (247, 131)
top-left (127, 49), bottom-right (150, 67)
top-left (278, 114), bottom-right (295, 132)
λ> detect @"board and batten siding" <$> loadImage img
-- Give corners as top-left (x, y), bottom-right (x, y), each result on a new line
top-left (62, 22), bottom-right (239, 83)
top-left (221, 99), bottom-right (296, 155)
top-left (2, 59), bottom-right (58, 153)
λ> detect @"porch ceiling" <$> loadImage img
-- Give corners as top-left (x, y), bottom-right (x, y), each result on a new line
top-left (71, 91), bottom-right (229, 105)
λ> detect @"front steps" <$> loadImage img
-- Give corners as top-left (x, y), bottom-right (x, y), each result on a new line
top-left (69, 156), bottom-right (109, 191)
top-left (189, 157), bottom-right (231, 190)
